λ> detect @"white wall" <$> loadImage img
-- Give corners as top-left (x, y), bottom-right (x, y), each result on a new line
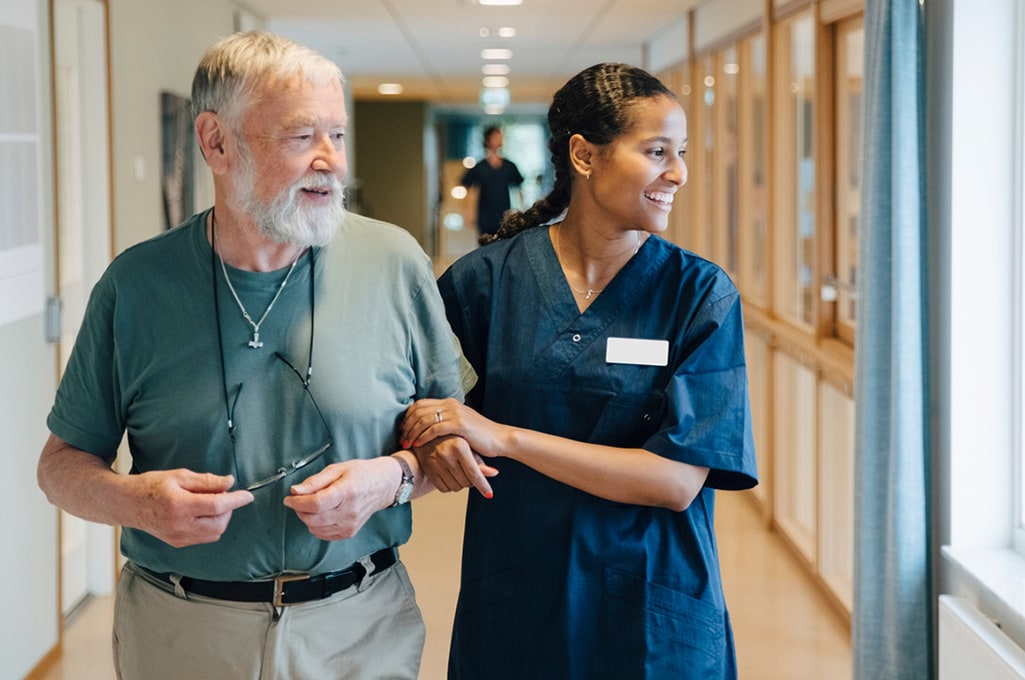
top-left (108, 0), bottom-right (239, 252)
top-left (2, 0), bottom-right (242, 676)
top-left (0, 1), bottom-right (59, 676)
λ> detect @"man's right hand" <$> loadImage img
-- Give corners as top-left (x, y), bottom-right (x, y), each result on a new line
top-left (127, 469), bottom-right (254, 547)
top-left (37, 434), bottom-right (253, 548)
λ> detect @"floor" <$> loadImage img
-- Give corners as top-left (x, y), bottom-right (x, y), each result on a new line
top-left (36, 490), bottom-right (851, 680)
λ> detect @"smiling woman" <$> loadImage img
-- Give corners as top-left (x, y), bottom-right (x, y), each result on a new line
top-left (400, 62), bottom-right (757, 680)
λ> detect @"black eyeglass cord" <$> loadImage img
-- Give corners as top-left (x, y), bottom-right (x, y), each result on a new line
top-left (210, 211), bottom-right (317, 467)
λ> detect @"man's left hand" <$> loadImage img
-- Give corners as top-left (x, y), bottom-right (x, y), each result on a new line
top-left (283, 458), bottom-right (395, 540)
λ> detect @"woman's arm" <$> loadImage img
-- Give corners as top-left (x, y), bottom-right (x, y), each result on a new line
top-left (402, 398), bottom-right (708, 511)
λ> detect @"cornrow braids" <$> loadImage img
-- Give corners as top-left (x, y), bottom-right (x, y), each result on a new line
top-left (480, 168), bottom-right (571, 245)
top-left (480, 62), bottom-right (674, 246)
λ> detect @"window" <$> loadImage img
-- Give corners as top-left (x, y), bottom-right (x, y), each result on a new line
top-left (692, 54), bottom-right (717, 260)
top-left (939, 0), bottom-right (1025, 653)
top-left (715, 47), bottom-right (740, 278)
top-left (830, 17), bottom-right (864, 345)
top-left (659, 62), bottom-right (692, 248)
top-left (737, 32), bottom-right (769, 308)
top-left (773, 11), bottom-right (817, 331)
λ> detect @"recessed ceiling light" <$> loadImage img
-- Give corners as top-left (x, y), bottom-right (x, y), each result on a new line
top-left (482, 64), bottom-right (511, 75)
top-left (481, 48), bottom-right (513, 60)
top-left (377, 83), bottom-right (404, 95)
top-left (479, 27), bottom-right (490, 37)
top-left (482, 76), bottom-right (509, 88)
top-left (498, 27), bottom-right (517, 38)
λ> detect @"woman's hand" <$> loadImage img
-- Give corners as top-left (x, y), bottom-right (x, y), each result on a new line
top-left (413, 435), bottom-right (498, 497)
top-left (401, 398), bottom-right (508, 457)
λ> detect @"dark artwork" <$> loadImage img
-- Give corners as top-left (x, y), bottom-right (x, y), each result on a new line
top-left (161, 91), bottom-right (195, 230)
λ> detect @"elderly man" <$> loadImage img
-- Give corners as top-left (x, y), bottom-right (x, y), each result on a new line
top-left (37, 31), bottom-right (475, 679)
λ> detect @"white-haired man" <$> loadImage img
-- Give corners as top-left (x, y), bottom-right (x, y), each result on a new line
top-left (37, 31), bottom-right (480, 679)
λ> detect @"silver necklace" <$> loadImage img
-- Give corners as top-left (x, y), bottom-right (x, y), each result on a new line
top-left (214, 217), bottom-right (302, 349)
top-left (553, 224), bottom-right (641, 300)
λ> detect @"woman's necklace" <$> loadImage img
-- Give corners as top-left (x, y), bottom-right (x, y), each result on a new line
top-left (213, 214), bottom-right (302, 349)
top-left (553, 224), bottom-right (642, 301)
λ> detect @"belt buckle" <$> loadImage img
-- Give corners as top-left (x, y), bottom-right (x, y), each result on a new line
top-left (273, 573), bottom-right (310, 607)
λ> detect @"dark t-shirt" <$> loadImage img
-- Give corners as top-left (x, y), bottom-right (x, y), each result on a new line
top-left (460, 158), bottom-right (524, 235)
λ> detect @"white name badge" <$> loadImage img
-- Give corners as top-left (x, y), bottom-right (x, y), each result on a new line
top-left (605, 337), bottom-right (669, 367)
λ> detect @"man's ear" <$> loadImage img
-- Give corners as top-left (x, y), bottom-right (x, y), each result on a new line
top-left (568, 133), bottom-right (594, 178)
top-left (195, 111), bottom-right (229, 174)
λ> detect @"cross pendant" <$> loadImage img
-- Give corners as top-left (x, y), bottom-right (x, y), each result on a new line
top-left (248, 331), bottom-right (263, 349)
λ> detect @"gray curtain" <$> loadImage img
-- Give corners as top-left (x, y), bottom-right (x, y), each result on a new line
top-left (852, 0), bottom-right (932, 678)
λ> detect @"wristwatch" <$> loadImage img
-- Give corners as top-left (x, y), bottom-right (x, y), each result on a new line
top-left (390, 455), bottom-right (414, 507)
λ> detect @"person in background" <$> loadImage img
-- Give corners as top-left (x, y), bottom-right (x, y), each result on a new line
top-left (401, 62), bottom-right (758, 679)
top-left (36, 30), bottom-right (482, 680)
top-left (460, 125), bottom-right (524, 239)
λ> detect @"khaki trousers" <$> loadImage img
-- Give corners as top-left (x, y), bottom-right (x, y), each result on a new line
top-left (113, 559), bottom-right (425, 680)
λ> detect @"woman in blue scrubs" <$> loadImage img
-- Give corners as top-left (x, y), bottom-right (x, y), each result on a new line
top-left (402, 63), bottom-right (758, 679)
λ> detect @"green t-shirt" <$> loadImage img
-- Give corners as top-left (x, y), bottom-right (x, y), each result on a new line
top-left (47, 209), bottom-right (465, 580)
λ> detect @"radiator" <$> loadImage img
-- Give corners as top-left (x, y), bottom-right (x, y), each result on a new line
top-left (940, 595), bottom-right (1025, 680)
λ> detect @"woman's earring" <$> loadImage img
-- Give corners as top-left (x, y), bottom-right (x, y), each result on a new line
top-left (585, 170), bottom-right (592, 181)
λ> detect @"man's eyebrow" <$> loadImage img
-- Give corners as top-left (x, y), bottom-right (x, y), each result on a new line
top-left (280, 115), bottom-right (316, 129)
top-left (279, 115), bottom-right (347, 130)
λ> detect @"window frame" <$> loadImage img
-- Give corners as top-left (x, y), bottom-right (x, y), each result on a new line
top-left (829, 15), bottom-right (864, 347)
top-left (736, 32), bottom-right (771, 309)
top-left (772, 9), bottom-right (818, 332)
top-left (1015, 0), bottom-right (1025, 555)
top-left (939, 0), bottom-right (1025, 653)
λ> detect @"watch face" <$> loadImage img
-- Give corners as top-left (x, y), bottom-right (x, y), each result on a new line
top-left (392, 455), bottom-right (415, 506)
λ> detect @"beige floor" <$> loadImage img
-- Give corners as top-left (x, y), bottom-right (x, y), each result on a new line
top-left (36, 490), bottom-right (851, 680)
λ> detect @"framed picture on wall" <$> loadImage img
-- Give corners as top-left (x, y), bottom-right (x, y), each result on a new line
top-left (160, 91), bottom-right (195, 230)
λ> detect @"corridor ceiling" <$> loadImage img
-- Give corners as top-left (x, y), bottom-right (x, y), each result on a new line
top-left (248, 0), bottom-right (702, 111)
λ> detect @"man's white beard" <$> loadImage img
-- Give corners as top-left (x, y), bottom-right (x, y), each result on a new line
top-left (234, 150), bottom-right (346, 248)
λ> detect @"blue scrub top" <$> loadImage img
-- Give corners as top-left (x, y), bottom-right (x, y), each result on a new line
top-left (438, 227), bottom-right (758, 679)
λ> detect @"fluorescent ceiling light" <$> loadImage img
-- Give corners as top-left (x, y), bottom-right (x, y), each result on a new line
top-left (482, 64), bottom-right (510, 75)
top-left (477, 0), bottom-right (523, 5)
top-left (481, 48), bottom-right (513, 60)
top-left (377, 83), bottom-right (404, 95)
top-left (482, 76), bottom-right (509, 88)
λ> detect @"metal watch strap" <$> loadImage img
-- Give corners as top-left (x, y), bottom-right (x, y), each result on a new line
top-left (390, 455), bottom-right (414, 507)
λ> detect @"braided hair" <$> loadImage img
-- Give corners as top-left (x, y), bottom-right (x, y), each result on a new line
top-left (480, 63), bottom-right (674, 246)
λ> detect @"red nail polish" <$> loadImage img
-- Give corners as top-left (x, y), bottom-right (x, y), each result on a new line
top-left (485, 491), bottom-right (494, 499)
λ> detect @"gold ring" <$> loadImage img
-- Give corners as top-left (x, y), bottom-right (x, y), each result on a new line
top-left (434, 409), bottom-right (443, 424)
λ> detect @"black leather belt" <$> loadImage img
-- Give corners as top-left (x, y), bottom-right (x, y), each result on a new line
top-left (142, 547), bottom-right (397, 607)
